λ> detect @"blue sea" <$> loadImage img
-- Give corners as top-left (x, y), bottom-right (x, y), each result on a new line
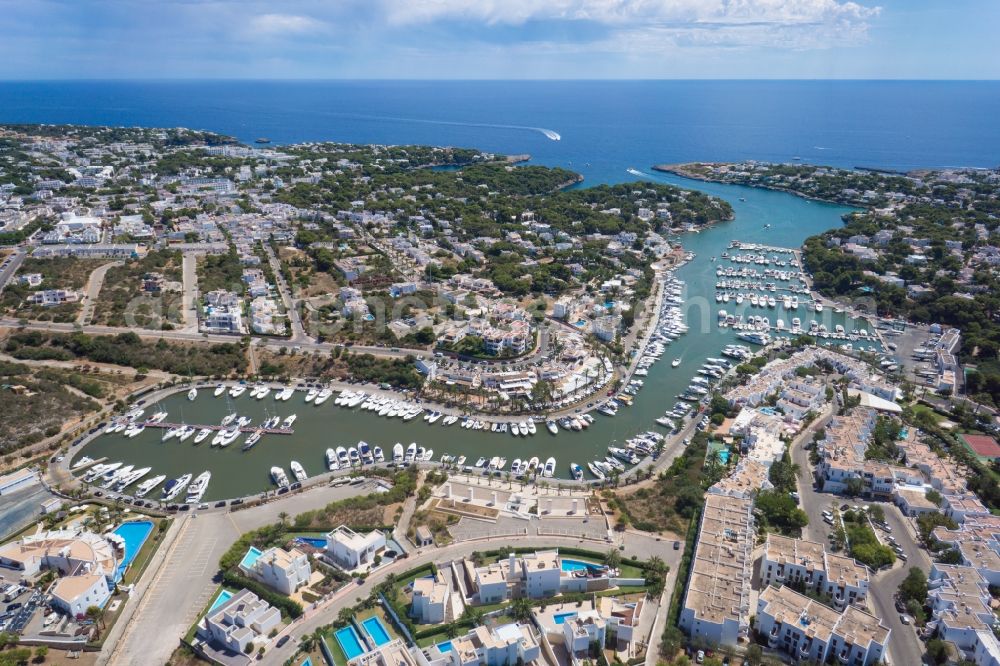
top-left (1, 80), bottom-right (998, 184)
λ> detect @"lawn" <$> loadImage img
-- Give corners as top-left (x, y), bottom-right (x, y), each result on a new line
top-left (323, 629), bottom-right (351, 666)
top-left (357, 606), bottom-right (402, 643)
top-left (121, 518), bottom-right (169, 586)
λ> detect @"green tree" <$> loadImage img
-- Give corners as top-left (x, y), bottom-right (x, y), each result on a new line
top-left (898, 567), bottom-right (928, 605)
top-left (509, 598), bottom-right (533, 622)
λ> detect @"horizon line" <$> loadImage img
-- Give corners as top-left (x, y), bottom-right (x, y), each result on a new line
top-left (0, 77), bottom-right (998, 83)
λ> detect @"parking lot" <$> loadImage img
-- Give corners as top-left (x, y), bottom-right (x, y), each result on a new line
top-left (0, 589), bottom-right (43, 635)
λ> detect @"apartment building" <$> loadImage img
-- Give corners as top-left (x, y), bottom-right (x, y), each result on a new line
top-left (756, 585), bottom-right (889, 666)
top-left (759, 534), bottom-right (869, 610)
top-left (927, 564), bottom-right (997, 650)
top-left (678, 494), bottom-right (754, 647)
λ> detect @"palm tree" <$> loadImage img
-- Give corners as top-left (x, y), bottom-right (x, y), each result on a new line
top-left (505, 472), bottom-right (512, 489)
top-left (461, 605), bottom-right (483, 627)
top-left (278, 511), bottom-right (289, 526)
top-left (647, 555), bottom-right (667, 574)
top-left (85, 605), bottom-right (105, 637)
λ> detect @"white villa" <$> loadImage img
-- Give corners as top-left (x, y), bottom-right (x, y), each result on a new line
top-left (325, 526), bottom-right (386, 570)
top-left (0, 530), bottom-right (117, 618)
top-left (421, 623), bottom-right (542, 666)
top-left (197, 588), bottom-right (281, 654)
top-left (412, 573), bottom-right (451, 624)
top-left (239, 546), bottom-right (311, 595)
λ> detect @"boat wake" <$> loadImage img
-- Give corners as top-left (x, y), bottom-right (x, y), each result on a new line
top-left (314, 109), bottom-right (560, 141)
top-left (626, 167), bottom-right (649, 177)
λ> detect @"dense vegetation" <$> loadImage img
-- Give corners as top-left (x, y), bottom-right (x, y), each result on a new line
top-left (613, 432), bottom-right (719, 534)
top-left (4, 331), bottom-right (247, 376)
top-left (842, 509), bottom-right (895, 569)
top-left (0, 360), bottom-right (102, 452)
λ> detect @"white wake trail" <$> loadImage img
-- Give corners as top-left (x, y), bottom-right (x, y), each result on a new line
top-left (315, 110), bottom-right (561, 141)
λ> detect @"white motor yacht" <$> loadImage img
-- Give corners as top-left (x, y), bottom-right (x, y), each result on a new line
top-left (186, 472), bottom-right (211, 503)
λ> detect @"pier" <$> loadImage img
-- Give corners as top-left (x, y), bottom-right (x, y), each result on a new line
top-left (141, 421), bottom-right (294, 435)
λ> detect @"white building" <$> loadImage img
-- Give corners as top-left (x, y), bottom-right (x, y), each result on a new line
top-left (411, 574), bottom-right (450, 624)
top-left (198, 588), bottom-right (281, 653)
top-left (0, 529), bottom-right (117, 617)
top-left (759, 534), bottom-right (869, 610)
top-left (50, 572), bottom-right (111, 617)
top-left (678, 495), bottom-right (754, 647)
top-left (0, 468), bottom-right (39, 496)
top-left (325, 526), bottom-right (385, 570)
top-left (563, 613), bottom-right (606, 662)
top-left (755, 585), bottom-right (889, 666)
top-left (422, 623), bottom-right (542, 666)
top-left (240, 546), bottom-right (311, 595)
top-left (927, 564), bottom-right (997, 650)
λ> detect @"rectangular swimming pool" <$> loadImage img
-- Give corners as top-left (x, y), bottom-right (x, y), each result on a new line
top-left (335, 626), bottom-right (366, 660)
top-left (112, 520), bottom-right (154, 580)
top-left (362, 616), bottom-right (391, 646)
top-left (437, 641), bottom-right (453, 653)
top-left (554, 612), bottom-right (578, 625)
top-left (295, 536), bottom-right (328, 549)
top-left (240, 546), bottom-right (263, 569)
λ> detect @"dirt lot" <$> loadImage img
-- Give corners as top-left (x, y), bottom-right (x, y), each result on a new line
top-left (91, 250), bottom-right (184, 328)
top-left (1, 257), bottom-right (109, 323)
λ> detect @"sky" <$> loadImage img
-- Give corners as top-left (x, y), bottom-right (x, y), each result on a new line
top-left (0, 0), bottom-right (996, 79)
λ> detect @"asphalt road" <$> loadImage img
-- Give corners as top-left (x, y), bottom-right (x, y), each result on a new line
top-left (181, 252), bottom-right (199, 331)
top-left (77, 261), bottom-right (121, 326)
top-left (0, 249), bottom-right (25, 294)
top-left (0, 483), bottom-right (56, 541)
top-left (791, 408), bottom-right (930, 666)
top-left (263, 243), bottom-right (308, 343)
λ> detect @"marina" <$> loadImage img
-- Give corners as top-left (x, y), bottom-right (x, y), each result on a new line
top-left (71, 173), bottom-right (875, 501)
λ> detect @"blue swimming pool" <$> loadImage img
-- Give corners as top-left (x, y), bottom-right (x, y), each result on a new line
top-left (335, 626), bottom-right (366, 660)
top-left (112, 520), bottom-right (154, 580)
top-left (240, 546), bottom-right (263, 569)
top-left (301, 659), bottom-right (312, 666)
top-left (560, 558), bottom-right (600, 572)
top-left (437, 641), bottom-right (453, 653)
top-left (362, 616), bottom-right (391, 646)
top-left (208, 589), bottom-right (233, 613)
top-left (718, 449), bottom-right (730, 464)
top-left (554, 612), bottom-right (578, 625)
top-left (295, 537), bottom-right (328, 549)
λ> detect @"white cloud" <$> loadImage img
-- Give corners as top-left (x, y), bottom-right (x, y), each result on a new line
top-left (245, 13), bottom-right (327, 37)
